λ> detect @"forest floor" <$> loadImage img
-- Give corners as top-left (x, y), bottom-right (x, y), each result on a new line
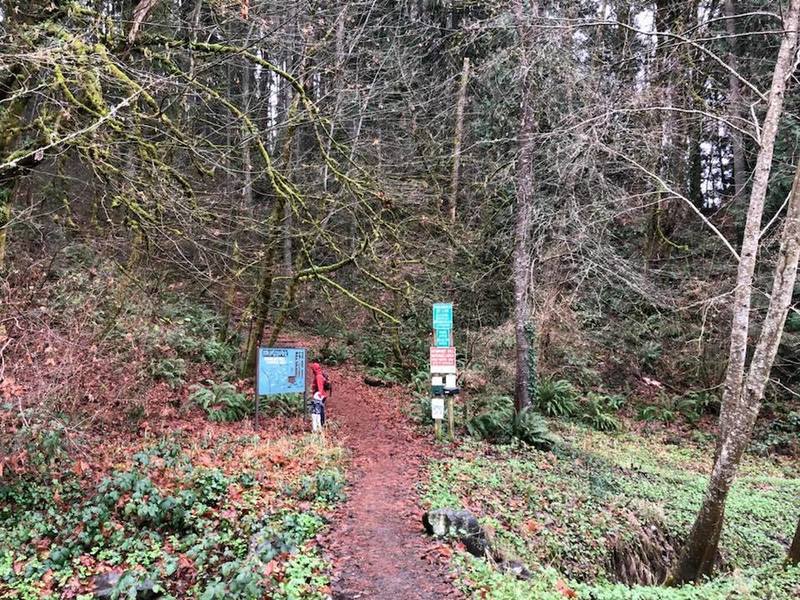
top-left (319, 362), bottom-right (460, 600)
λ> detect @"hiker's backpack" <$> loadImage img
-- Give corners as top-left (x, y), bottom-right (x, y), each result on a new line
top-left (322, 370), bottom-right (332, 394)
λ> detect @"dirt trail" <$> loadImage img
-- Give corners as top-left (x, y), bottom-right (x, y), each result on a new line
top-left (320, 363), bottom-right (460, 600)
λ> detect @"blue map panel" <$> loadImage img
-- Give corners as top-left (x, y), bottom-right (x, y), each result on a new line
top-left (257, 347), bottom-right (306, 396)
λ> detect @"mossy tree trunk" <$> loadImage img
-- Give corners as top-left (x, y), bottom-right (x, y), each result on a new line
top-left (511, 0), bottom-right (538, 414)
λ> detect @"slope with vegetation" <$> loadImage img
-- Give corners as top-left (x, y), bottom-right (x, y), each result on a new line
top-left (3, 0), bottom-right (800, 598)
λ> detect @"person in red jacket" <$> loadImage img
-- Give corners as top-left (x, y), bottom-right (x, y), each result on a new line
top-left (309, 362), bottom-right (330, 431)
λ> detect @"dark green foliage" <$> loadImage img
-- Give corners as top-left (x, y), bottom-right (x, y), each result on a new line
top-left (319, 342), bottom-right (350, 365)
top-left (786, 311), bottom-right (800, 333)
top-left (150, 357), bottom-right (187, 389)
top-left (0, 439), bottom-right (340, 599)
top-left (580, 393), bottom-right (622, 432)
top-left (189, 381), bottom-right (251, 422)
top-left (358, 338), bottom-right (391, 368)
top-left (159, 299), bottom-right (239, 373)
top-left (466, 395), bottom-right (515, 442)
top-left (256, 393), bottom-right (305, 418)
top-left (366, 363), bottom-right (402, 384)
top-left (287, 469), bottom-right (346, 504)
top-left (535, 378), bottom-right (579, 417)
top-left (752, 411), bottom-right (800, 456)
top-left (636, 391), bottom-right (718, 425)
top-left (514, 408), bottom-right (559, 450)
top-left (467, 396), bottom-right (556, 449)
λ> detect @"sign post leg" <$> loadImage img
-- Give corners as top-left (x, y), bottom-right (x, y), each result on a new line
top-left (434, 418), bottom-right (442, 440)
top-left (447, 396), bottom-right (454, 440)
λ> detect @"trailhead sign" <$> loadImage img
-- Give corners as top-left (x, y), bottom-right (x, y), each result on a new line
top-left (432, 302), bottom-right (454, 348)
top-left (257, 347), bottom-right (307, 396)
top-left (432, 303), bottom-right (453, 329)
top-left (429, 347), bottom-right (457, 374)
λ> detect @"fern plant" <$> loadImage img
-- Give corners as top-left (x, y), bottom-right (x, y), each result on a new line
top-left (581, 393), bottom-right (622, 432)
top-left (150, 357), bottom-right (186, 389)
top-left (536, 378), bottom-right (578, 417)
top-left (466, 397), bottom-right (514, 443)
top-left (466, 396), bottom-right (557, 450)
top-left (514, 407), bottom-right (558, 450)
top-left (189, 382), bottom-right (251, 422)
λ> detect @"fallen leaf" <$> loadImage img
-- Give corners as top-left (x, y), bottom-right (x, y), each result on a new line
top-left (556, 579), bottom-right (577, 598)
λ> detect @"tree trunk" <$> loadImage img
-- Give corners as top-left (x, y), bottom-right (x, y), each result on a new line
top-left (788, 517), bottom-right (800, 565)
top-left (323, 2), bottom-right (348, 193)
top-left (448, 56), bottom-right (470, 224)
top-left (725, 0), bottom-right (747, 207)
top-left (241, 201), bottom-right (282, 377)
top-left (717, 0), bottom-right (800, 451)
top-left (0, 178), bottom-right (12, 271)
top-left (672, 146), bottom-right (800, 583)
top-left (0, 70), bottom-right (30, 271)
top-left (511, 0), bottom-right (538, 413)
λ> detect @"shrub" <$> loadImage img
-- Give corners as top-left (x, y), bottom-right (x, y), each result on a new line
top-left (638, 340), bottom-right (662, 371)
top-left (358, 338), bottom-right (390, 368)
top-left (366, 363), bottom-right (402, 384)
top-left (535, 378), bottom-right (578, 417)
top-left (467, 396), bottom-right (557, 449)
top-left (150, 357), bottom-right (186, 389)
top-left (514, 407), bottom-right (559, 450)
top-left (319, 342), bottom-right (349, 366)
top-left (467, 395), bottom-right (514, 443)
top-left (752, 411), bottom-right (800, 456)
top-left (190, 382), bottom-right (251, 422)
top-left (289, 469), bottom-right (346, 504)
top-left (257, 393), bottom-right (304, 417)
top-left (580, 393), bottom-right (622, 432)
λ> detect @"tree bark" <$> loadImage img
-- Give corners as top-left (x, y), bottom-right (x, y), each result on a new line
top-left (0, 79), bottom-right (33, 272)
top-left (449, 56), bottom-right (470, 224)
top-left (717, 0), bottom-right (800, 451)
top-left (511, 0), bottom-right (538, 413)
top-left (672, 147), bottom-right (800, 583)
top-left (725, 0), bottom-right (747, 207)
top-left (788, 517), bottom-right (800, 565)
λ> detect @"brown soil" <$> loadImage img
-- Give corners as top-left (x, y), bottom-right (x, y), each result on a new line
top-left (320, 363), bottom-right (461, 599)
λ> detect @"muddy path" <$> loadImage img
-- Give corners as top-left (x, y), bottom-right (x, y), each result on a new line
top-left (319, 363), bottom-right (461, 599)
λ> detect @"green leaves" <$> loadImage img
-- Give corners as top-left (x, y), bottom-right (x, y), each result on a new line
top-left (535, 378), bottom-right (579, 418)
top-left (466, 396), bottom-right (557, 449)
top-left (189, 382), bottom-right (251, 422)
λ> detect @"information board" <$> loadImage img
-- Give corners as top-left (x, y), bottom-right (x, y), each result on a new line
top-left (432, 303), bottom-right (453, 329)
top-left (430, 346), bottom-right (457, 374)
top-left (257, 347), bottom-right (306, 396)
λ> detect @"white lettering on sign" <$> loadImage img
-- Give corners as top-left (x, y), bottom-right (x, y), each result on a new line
top-left (430, 346), bottom-right (456, 374)
top-left (263, 357), bottom-right (287, 365)
top-left (431, 398), bottom-right (445, 420)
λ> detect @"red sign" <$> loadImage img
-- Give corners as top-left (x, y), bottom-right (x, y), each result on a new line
top-left (430, 347), bottom-right (456, 373)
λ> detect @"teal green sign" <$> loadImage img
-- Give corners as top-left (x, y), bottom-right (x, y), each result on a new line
top-left (434, 327), bottom-right (451, 347)
top-left (432, 303), bottom-right (453, 329)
